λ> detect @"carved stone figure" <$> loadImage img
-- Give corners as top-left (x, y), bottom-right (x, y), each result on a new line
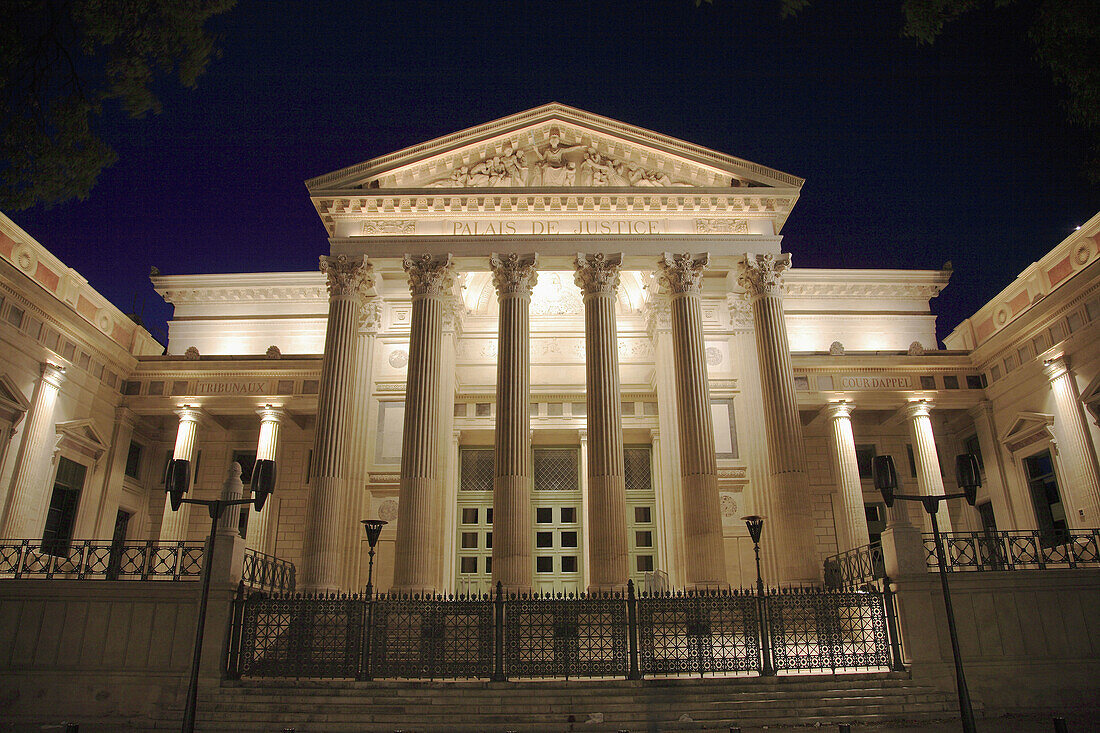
top-left (531, 127), bottom-right (578, 186)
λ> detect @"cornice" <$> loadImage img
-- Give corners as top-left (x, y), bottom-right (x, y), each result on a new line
top-left (153, 272), bottom-right (328, 305)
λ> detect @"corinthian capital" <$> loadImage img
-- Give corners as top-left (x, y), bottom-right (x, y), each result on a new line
top-left (490, 252), bottom-right (539, 297)
top-left (403, 254), bottom-right (455, 296)
top-left (737, 252), bottom-right (791, 299)
top-left (319, 255), bottom-right (373, 299)
top-left (657, 252), bottom-right (709, 294)
top-left (574, 252), bottom-right (622, 296)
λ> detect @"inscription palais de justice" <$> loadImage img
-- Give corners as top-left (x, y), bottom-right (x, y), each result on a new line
top-left (449, 219), bottom-right (665, 235)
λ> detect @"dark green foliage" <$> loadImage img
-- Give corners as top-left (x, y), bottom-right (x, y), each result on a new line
top-left (0, 0), bottom-right (235, 210)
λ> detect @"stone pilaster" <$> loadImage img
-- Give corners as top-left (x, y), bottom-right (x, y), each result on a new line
top-left (0, 363), bottom-right (65, 539)
top-left (392, 254), bottom-right (454, 594)
top-left (574, 253), bottom-right (630, 591)
top-left (902, 400), bottom-right (952, 531)
top-left (737, 252), bottom-right (817, 584)
top-left (92, 406), bottom-right (137, 538)
top-left (1043, 357), bottom-right (1100, 528)
top-left (489, 252), bottom-right (537, 594)
top-left (822, 402), bottom-right (871, 552)
top-left (246, 406), bottom-right (284, 556)
top-left (302, 255), bottom-right (371, 593)
top-left (968, 401), bottom-right (1018, 529)
top-left (159, 405), bottom-right (203, 542)
top-left (657, 252), bottom-right (726, 587)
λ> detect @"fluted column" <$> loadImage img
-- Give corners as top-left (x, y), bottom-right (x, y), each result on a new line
top-left (657, 253), bottom-right (726, 586)
top-left (341, 297), bottom-right (381, 589)
top-left (0, 363), bottom-right (65, 539)
top-left (92, 406), bottom-right (137, 538)
top-left (159, 406), bottom-right (203, 542)
top-left (823, 402), bottom-right (871, 552)
top-left (575, 253), bottom-right (629, 591)
top-left (488, 253), bottom-right (537, 594)
top-left (1043, 357), bottom-right (1100, 528)
top-left (246, 406), bottom-right (284, 555)
top-left (968, 401), bottom-right (1018, 529)
top-left (392, 254), bottom-right (454, 594)
top-left (737, 252), bottom-right (817, 584)
top-left (302, 255), bottom-right (371, 593)
top-left (903, 400), bottom-right (952, 531)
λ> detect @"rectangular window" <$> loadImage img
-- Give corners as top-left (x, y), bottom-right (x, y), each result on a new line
top-left (486, 508), bottom-right (493, 525)
top-left (634, 506), bottom-right (652, 524)
top-left (461, 508), bottom-right (479, 524)
top-left (42, 457), bottom-right (86, 555)
top-left (485, 532), bottom-right (492, 549)
top-left (920, 375), bottom-right (936, 390)
top-left (533, 449), bottom-right (578, 491)
top-left (624, 447), bottom-right (652, 491)
top-left (855, 444), bottom-right (877, 480)
top-left (636, 555), bottom-right (654, 572)
top-left (560, 507), bottom-right (576, 523)
top-left (536, 507), bottom-right (552, 523)
top-left (453, 403), bottom-right (467, 418)
top-left (124, 441), bottom-right (143, 479)
top-left (561, 531), bottom-right (578, 548)
top-left (460, 449), bottom-right (494, 491)
top-left (1024, 450), bottom-right (1067, 544)
top-left (536, 556), bottom-right (553, 573)
top-left (943, 375), bottom-right (960, 390)
top-left (475, 403), bottom-right (491, 417)
top-left (635, 531), bottom-right (653, 548)
top-left (621, 401), bottom-right (635, 417)
top-left (461, 532), bottom-right (478, 549)
top-left (536, 531), bottom-right (553, 548)
top-left (561, 556), bottom-right (578, 573)
top-left (460, 557), bottom-right (478, 573)
top-left (966, 374), bottom-right (985, 390)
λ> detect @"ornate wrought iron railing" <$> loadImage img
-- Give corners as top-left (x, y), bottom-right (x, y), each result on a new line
top-left (227, 582), bottom-right (901, 681)
top-left (242, 548), bottom-right (296, 593)
top-left (823, 543), bottom-right (886, 589)
top-left (924, 529), bottom-right (1100, 572)
top-left (0, 539), bottom-right (204, 580)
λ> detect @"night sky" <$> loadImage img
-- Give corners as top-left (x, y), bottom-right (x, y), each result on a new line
top-left (9, 0), bottom-right (1100, 346)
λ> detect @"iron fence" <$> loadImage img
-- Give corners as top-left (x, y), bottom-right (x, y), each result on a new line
top-left (823, 544), bottom-right (886, 589)
top-left (924, 529), bottom-right (1100, 572)
top-left (228, 581), bottom-right (900, 681)
top-left (0, 539), bottom-right (204, 580)
top-left (242, 548), bottom-right (296, 593)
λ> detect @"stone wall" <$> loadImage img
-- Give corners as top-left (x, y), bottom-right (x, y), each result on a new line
top-left (894, 566), bottom-right (1100, 714)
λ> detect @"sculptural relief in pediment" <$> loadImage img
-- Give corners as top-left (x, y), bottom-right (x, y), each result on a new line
top-left (425, 129), bottom-right (694, 189)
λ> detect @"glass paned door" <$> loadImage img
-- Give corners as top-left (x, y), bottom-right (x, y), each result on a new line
top-left (533, 448), bottom-right (583, 594)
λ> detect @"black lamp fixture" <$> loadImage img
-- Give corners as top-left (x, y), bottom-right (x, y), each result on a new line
top-left (871, 452), bottom-right (981, 733)
top-left (361, 519), bottom-right (387, 598)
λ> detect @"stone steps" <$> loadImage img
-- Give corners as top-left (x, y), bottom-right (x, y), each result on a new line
top-left (185, 671), bottom-right (958, 732)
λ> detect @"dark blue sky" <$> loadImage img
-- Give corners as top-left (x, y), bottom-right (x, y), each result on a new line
top-left (10, 0), bottom-right (1100, 345)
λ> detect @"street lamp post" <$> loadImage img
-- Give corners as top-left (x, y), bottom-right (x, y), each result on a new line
top-left (360, 519), bottom-right (387, 598)
top-left (871, 452), bottom-right (981, 733)
top-left (742, 515), bottom-right (774, 676)
top-left (165, 457), bottom-right (277, 733)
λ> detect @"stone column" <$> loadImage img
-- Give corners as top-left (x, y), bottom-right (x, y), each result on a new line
top-left (246, 406), bottom-right (284, 556)
top-left (903, 400), bottom-right (952, 532)
top-left (737, 252), bottom-right (817, 584)
top-left (575, 253), bottom-right (629, 591)
top-left (0, 363), bottom-right (65, 539)
top-left (432, 297), bottom-right (462, 589)
top-left (159, 405), bottom-right (203, 542)
top-left (657, 253), bottom-right (726, 586)
top-left (392, 254), bottom-right (454, 594)
top-left (1043, 356), bottom-right (1100, 528)
top-left (644, 296), bottom-right (688, 588)
top-left (488, 253), bottom-right (537, 594)
top-left (823, 402), bottom-right (871, 552)
top-left (302, 255), bottom-right (371, 593)
top-left (968, 401), bottom-right (1018, 529)
top-left (341, 297), bottom-right (381, 589)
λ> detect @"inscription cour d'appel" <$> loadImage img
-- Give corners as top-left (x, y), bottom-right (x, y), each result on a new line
top-left (836, 375), bottom-right (914, 390)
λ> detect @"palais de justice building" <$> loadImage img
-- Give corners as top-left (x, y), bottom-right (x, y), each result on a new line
top-left (2, 103), bottom-right (1098, 598)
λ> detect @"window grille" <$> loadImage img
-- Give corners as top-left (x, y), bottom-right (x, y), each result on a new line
top-left (533, 449), bottom-right (578, 491)
top-left (460, 449), bottom-right (494, 491)
top-left (624, 448), bottom-right (652, 491)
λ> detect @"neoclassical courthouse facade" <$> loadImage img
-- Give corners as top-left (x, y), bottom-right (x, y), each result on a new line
top-left (1, 104), bottom-right (1098, 597)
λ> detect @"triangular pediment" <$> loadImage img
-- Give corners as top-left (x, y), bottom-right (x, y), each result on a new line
top-left (306, 103), bottom-right (803, 193)
top-left (56, 419), bottom-right (109, 461)
top-left (1000, 412), bottom-right (1055, 453)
